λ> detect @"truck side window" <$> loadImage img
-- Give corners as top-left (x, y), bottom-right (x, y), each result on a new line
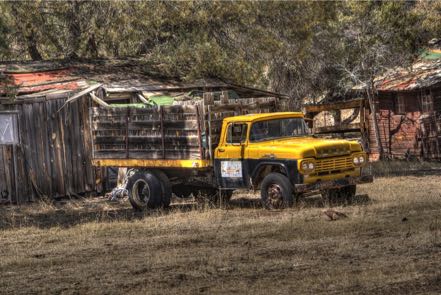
top-left (226, 123), bottom-right (247, 144)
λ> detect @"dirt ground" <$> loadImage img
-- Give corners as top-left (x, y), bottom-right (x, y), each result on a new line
top-left (0, 176), bottom-right (440, 295)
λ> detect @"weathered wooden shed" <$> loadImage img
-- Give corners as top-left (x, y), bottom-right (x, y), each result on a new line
top-left (0, 63), bottom-right (98, 204)
top-left (0, 59), bottom-right (290, 203)
top-left (305, 47), bottom-right (441, 161)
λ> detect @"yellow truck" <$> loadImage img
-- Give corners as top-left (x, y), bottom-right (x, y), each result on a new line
top-left (91, 104), bottom-right (372, 210)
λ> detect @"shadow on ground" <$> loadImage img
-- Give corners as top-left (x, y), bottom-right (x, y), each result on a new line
top-left (0, 194), bottom-right (371, 230)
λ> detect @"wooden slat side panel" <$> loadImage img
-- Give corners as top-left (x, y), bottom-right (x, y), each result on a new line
top-left (91, 106), bottom-right (204, 160)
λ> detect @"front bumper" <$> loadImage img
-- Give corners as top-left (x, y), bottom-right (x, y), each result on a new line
top-left (294, 175), bottom-right (373, 193)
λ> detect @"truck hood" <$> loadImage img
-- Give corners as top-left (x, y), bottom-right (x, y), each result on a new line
top-left (249, 137), bottom-right (362, 159)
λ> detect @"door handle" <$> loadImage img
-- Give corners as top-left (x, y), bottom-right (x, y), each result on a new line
top-left (218, 148), bottom-right (225, 152)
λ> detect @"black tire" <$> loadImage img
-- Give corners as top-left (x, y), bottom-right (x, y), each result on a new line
top-left (172, 185), bottom-right (194, 198)
top-left (321, 188), bottom-right (339, 207)
top-left (127, 171), bottom-right (162, 210)
top-left (151, 170), bottom-right (172, 208)
top-left (341, 185), bottom-right (356, 205)
top-left (322, 185), bottom-right (356, 207)
top-left (260, 173), bottom-right (293, 209)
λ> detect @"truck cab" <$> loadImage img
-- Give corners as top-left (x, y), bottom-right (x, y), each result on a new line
top-left (214, 112), bottom-right (372, 209)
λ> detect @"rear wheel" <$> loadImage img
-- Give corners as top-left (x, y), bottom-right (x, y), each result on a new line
top-left (151, 170), bottom-right (172, 208)
top-left (127, 171), bottom-right (162, 210)
top-left (260, 173), bottom-right (293, 209)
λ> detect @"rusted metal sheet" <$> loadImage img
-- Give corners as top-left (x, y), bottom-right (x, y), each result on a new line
top-left (0, 68), bottom-right (87, 95)
top-left (375, 59), bottom-right (441, 92)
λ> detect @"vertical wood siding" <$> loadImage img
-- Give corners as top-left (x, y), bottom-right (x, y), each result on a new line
top-left (0, 96), bottom-right (101, 203)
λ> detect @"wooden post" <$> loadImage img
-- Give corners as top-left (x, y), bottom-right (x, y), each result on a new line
top-left (160, 106), bottom-right (165, 159)
top-left (366, 84), bottom-right (383, 158)
top-left (203, 93), bottom-right (214, 105)
top-left (125, 107), bottom-right (130, 159)
top-left (220, 91), bottom-right (229, 104)
top-left (196, 105), bottom-right (204, 160)
top-left (207, 105), bottom-right (213, 162)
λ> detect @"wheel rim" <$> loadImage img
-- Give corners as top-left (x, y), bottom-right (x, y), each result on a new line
top-left (266, 183), bottom-right (283, 209)
top-left (132, 179), bottom-right (150, 205)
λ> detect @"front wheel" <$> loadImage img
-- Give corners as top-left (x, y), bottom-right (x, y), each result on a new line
top-left (260, 173), bottom-right (294, 209)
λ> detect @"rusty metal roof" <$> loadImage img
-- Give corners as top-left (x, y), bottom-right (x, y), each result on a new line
top-left (0, 59), bottom-right (288, 101)
top-left (375, 50), bottom-right (441, 92)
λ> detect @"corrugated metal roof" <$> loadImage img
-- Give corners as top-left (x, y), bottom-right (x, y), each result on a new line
top-left (375, 49), bottom-right (441, 92)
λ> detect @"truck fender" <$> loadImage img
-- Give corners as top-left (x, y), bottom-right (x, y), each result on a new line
top-left (250, 162), bottom-right (289, 186)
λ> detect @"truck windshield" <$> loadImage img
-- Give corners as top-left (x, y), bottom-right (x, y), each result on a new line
top-left (249, 117), bottom-right (309, 142)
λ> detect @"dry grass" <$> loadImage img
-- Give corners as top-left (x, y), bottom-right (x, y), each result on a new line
top-left (370, 159), bottom-right (441, 177)
top-left (1, 176), bottom-right (441, 294)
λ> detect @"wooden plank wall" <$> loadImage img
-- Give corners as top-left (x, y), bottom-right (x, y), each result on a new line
top-left (0, 96), bottom-right (100, 203)
top-left (0, 146), bottom-right (13, 203)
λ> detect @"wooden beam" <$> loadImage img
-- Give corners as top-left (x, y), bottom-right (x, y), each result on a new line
top-left (304, 99), bottom-right (365, 113)
top-left (57, 83), bottom-right (102, 113)
top-left (313, 123), bottom-right (362, 134)
top-left (90, 92), bottom-right (109, 107)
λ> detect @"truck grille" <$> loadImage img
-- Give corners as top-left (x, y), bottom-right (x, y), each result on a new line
top-left (315, 156), bottom-right (354, 174)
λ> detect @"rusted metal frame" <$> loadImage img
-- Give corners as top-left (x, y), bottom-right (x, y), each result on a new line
top-left (195, 105), bottom-right (204, 160)
top-left (160, 106), bottom-right (165, 159)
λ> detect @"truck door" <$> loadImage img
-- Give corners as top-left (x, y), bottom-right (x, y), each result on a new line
top-left (215, 122), bottom-right (249, 189)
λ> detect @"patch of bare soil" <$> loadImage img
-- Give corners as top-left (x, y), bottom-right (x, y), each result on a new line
top-left (0, 176), bottom-right (440, 294)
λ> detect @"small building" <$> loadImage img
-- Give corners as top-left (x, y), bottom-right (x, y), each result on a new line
top-left (305, 46), bottom-right (441, 161)
top-left (0, 59), bottom-right (290, 203)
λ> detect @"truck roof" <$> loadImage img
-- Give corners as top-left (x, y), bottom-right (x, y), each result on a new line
top-left (224, 112), bottom-right (304, 123)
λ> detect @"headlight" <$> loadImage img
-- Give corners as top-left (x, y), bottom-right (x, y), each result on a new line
top-left (300, 160), bottom-right (315, 174)
top-left (353, 154), bottom-right (366, 166)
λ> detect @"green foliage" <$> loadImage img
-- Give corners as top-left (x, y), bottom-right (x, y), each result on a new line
top-left (0, 0), bottom-right (439, 103)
